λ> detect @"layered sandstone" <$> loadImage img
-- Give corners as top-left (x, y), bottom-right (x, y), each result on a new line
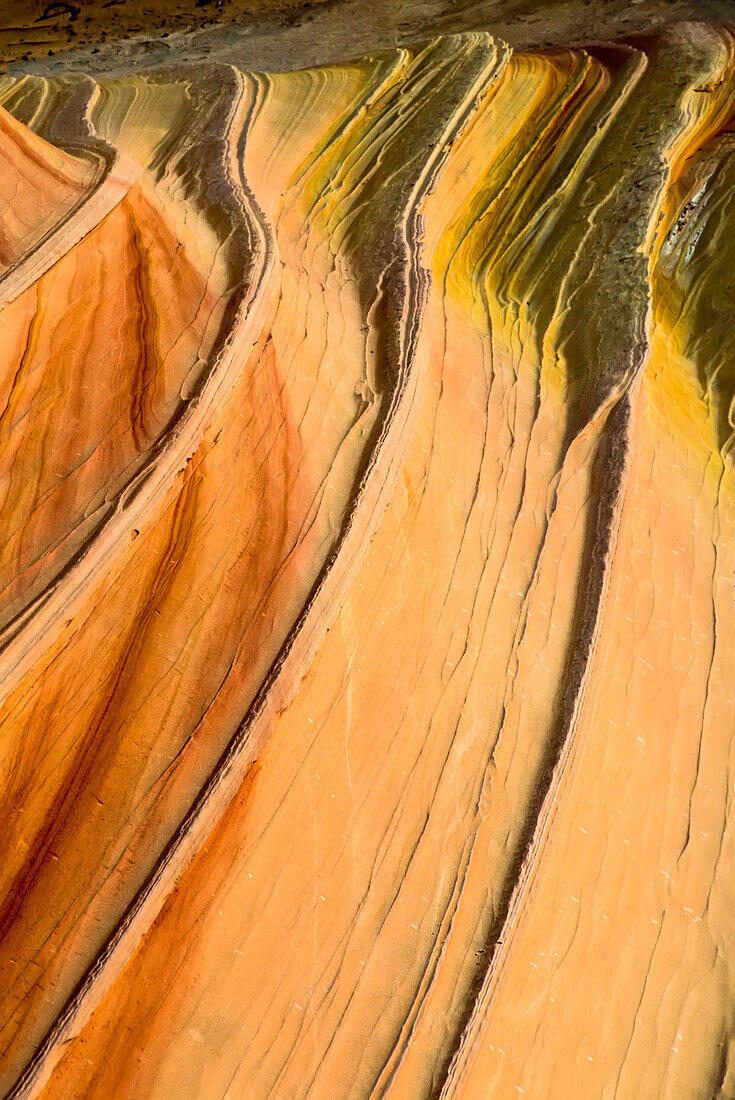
top-left (0, 16), bottom-right (733, 1100)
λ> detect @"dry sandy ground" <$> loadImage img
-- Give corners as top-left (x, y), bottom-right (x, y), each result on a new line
top-left (4, 0), bottom-right (735, 73)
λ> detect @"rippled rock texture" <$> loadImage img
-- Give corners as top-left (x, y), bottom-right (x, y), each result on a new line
top-left (0, 21), bottom-right (734, 1100)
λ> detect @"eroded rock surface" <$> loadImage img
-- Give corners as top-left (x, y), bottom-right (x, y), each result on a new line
top-left (0, 16), bottom-right (733, 1100)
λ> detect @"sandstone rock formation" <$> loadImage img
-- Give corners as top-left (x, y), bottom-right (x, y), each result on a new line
top-left (0, 12), bottom-right (733, 1100)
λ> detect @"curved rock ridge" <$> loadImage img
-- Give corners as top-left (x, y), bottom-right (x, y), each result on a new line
top-left (0, 22), bottom-right (732, 1100)
top-left (0, 101), bottom-right (99, 278)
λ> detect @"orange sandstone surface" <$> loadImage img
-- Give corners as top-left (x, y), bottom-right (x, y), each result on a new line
top-left (0, 21), bottom-right (733, 1100)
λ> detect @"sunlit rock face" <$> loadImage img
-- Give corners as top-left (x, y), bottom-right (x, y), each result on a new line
top-left (0, 20), bottom-right (733, 1100)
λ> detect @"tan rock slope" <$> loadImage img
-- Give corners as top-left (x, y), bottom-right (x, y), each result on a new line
top-left (0, 15), bottom-right (733, 1100)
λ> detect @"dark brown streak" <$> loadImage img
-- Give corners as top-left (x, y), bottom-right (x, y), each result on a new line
top-left (125, 194), bottom-right (161, 453)
top-left (0, 280), bottom-right (43, 437)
